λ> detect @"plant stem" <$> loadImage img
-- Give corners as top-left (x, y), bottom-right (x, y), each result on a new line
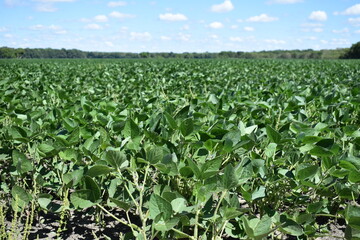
top-left (96, 204), bottom-right (142, 233)
top-left (171, 228), bottom-right (196, 240)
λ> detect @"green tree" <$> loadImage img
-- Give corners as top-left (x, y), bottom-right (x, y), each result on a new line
top-left (341, 41), bottom-right (360, 59)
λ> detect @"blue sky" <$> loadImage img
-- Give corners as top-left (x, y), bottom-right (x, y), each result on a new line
top-left (1, 0), bottom-right (360, 52)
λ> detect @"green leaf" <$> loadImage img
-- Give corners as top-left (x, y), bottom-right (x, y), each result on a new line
top-left (280, 219), bottom-right (304, 236)
top-left (252, 186), bottom-right (266, 200)
top-left (87, 165), bottom-right (113, 177)
top-left (70, 190), bottom-right (96, 209)
top-left (109, 198), bottom-right (131, 211)
top-left (146, 146), bottom-right (164, 164)
top-left (309, 146), bottom-right (333, 157)
top-left (154, 217), bottom-right (179, 232)
top-left (222, 164), bottom-right (238, 190)
top-left (12, 150), bottom-right (33, 174)
top-left (83, 176), bottom-right (101, 202)
top-left (164, 112), bottom-right (177, 129)
top-left (296, 164), bottom-right (319, 180)
top-left (266, 125), bottom-right (281, 144)
top-left (11, 185), bottom-right (32, 211)
top-left (345, 205), bottom-right (360, 230)
top-left (149, 194), bottom-right (172, 220)
top-left (265, 143), bottom-right (277, 158)
top-left (349, 170), bottom-right (360, 183)
top-left (123, 118), bottom-right (140, 139)
top-left (171, 198), bottom-right (187, 214)
top-left (104, 149), bottom-right (127, 170)
top-left (180, 118), bottom-right (194, 137)
top-left (243, 215), bottom-right (272, 238)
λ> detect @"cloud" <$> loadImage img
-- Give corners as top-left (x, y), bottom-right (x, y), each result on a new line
top-left (178, 33), bottom-right (191, 41)
top-left (29, 24), bottom-right (62, 30)
top-left (209, 22), bottom-right (224, 29)
top-left (181, 24), bottom-right (190, 30)
top-left (160, 36), bottom-right (171, 41)
top-left (130, 32), bottom-right (152, 41)
top-left (335, 4), bottom-right (360, 15)
top-left (105, 41), bottom-right (114, 47)
top-left (4, 0), bottom-right (23, 7)
top-left (107, 1), bottom-right (127, 7)
top-left (34, 0), bottom-right (76, 2)
top-left (355, 30), bottom-right (360, 34)
top-left (229, 37), bottom-right (243, 42)
top-left (348, 17), bottom-right (360, 26)
top-left (4, 33), bottom-right (13, 38)
top-left (308, 11), bottom-right (327, 21)
top-left (244, 26), bottom-right (254, 31)
top-left (269, 0), bottom-right (302, 4)
top-left (332, 28), bottom-right (349, 34)
top-left (247, 14), bottom-right (278, 22)
top-left (0, 27), bottom-right (8, 32)
top-left (301, 23), bottom-right (323, 27)
top-left (94, 15), bottom-right (108, 22)
top-left (264, 39), bottom-right (286, 44)
top-left (109, 11), bottom-right (135, 19)
top-left (84, 23), bottom-right (103, 30)
top-left (159, 13), bottom-right (188, 21)
top-left (230, 25), bottom-right (238, 29)
top-left (36, 4), bottom-right (57, 12)
top-left (211, 0), bottom-right (234, 13)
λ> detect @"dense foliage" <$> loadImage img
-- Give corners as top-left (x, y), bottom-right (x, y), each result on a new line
top-left (341, 41), bottom-right (360, 59)
top-left (0, 59), bottom-right (360, 239)
top-left (0, 46), bottom-right (348, 59)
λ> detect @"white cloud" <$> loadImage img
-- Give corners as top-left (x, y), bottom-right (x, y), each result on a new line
top-left (159, 13), bottom-right (188, 21)
top-left (332, 28), bottom-right (349, 34)
top-left (269, 0), bottom-right (302, 4)
top-left (264, 39), bottom-right (286, 44)
top-left (244, 26), bottom-right (254, 31)
top-left (348, 17), bottom-right (360, 26)
top-left (34, 0), bottom-right (76, 2)
top-left (308, 11), bottom-right (327, 21)
top-left (304, 36), bottom-right (317, 40)
top-left (160, 36), bottom-right (171, 41)
top-left (329, 38), bottom-right (350, 45)
top-left (0, 27), bottom-right (8, 32)
top-left (247, 14), bottom-right (278, 22)
top-left (105, 41), bottom-right (114, 47)
top-left (84, 23), bottom-right (103, 30)
top-left (229, 37), bottom-right (243, 42)
top-left (94, 15), bottom-right (108, 22)
top-left (29, 24), bottom-right (63, 31)
top-left (54, 30), bottom-right (67, 34)
top-left (301, 23), bottom-right (323, 28)
top-left (230, 25), bottom-right (238, 29)
top-left (355, 30), bottom-right (360, 34)
top-left (109, 11), bottom-right (135, 19)
top-left (210, 34), bottom-right (219, 39)
top-left (181, 24), bottom-right (190, 30)
top-left (107, 1), bottom-right (127, 7)
top-left (4, 33), bottom-right (13, 38)
top-left (36, 4), bottom-right (57, 12)
top-left (211, 0), bottom-right (234, 13)
top-left (178, 33), bottom-right (191, 41)
top-left (80, 18), bottom-right (91, 23)
top-left (336, 4), bottom-right (360, 15)
top-left (130, 32), bottom-right (152, 41)
top-left (209, 21), bottom-right (224, 29)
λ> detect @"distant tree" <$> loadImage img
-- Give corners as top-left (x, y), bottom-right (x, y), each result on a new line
top-left (341, 41), bottom-right (360, 59)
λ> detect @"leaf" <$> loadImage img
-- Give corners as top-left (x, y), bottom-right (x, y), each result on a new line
top-left (149, 194), bottom-right (172, 220)
top-left (11, 185), bottom-right (32, 211)
top-left (70, 190), bottom-right (96, 209)
top-left (83, 176), bottom-right (101, 202)
top-left (222, 164), bottom-right (238, 190)
top-left (146, 146), bottom-right (164, 164)
top-left (309, 146), bottom-right (333, 157)
top-left (243, 215), bottom-right (272, 238)
top-left (109, 198), bottom-right (131, 211)
top-left (171, 198), bottom-right (187, 213)
top-left (280, 219), bottom-right (304, 236)
top-left (180, 118), bottom-right (194, 137)
top-left (187, 158), bottom-right (201, 179)
top-left (252, 186), bottom-right (266, 200)
top-left (296, 164), bottom-right (319, 180)
top-left (87, 165), bottom-right (113, 177)
top-left (123, 118), bottom-right (140, 139)
top-left (154, 217), bottom-right (179, 232)
top-left (12, 150), bottom-right (33, 174)
top-left (345, 205), bottom-right (360, 230)
top-left (104, 149), bottom-right (127, 170)
top-left (164, 112), bottom-right (177, 129)
top-left (266, 125), bottom-right (281, 144)
top-left (264, 143), bottom-right (277, 158)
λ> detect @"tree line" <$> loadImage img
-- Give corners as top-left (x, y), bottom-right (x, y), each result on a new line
top-left (0, 42), bottom-right (359, 59)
